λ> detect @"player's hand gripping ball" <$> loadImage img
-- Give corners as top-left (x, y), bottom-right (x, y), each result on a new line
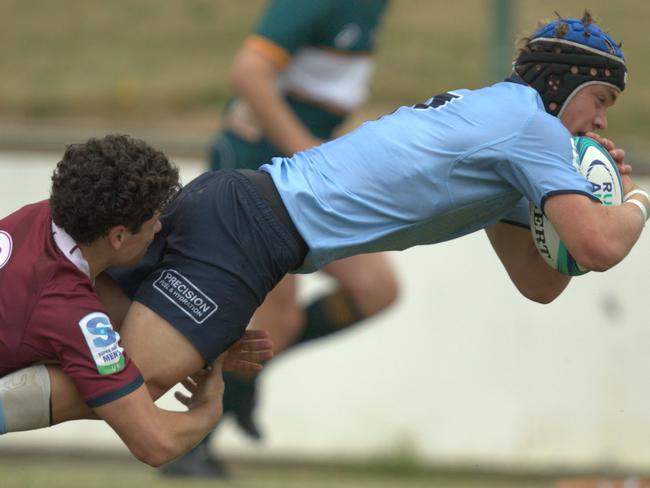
top-left (529, 136), bottom-right (623, 276)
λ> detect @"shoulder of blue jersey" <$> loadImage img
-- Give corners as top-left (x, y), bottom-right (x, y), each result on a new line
top-left (529, 136), bottom-right (623, 276)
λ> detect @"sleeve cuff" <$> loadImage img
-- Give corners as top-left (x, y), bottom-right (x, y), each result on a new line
top-left (86, 375), bottom-right (144, 408)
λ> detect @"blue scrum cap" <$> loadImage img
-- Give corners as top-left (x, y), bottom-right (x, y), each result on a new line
top-left (514, 12), bottom-right (627, 116)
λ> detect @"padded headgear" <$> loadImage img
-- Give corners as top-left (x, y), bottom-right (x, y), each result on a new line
top-left (514, 14), bottom-right (627, 116)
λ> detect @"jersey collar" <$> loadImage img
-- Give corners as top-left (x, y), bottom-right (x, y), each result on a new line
top-left (504, 73), bottom-right (527, 86)
top-left (51, 221), bottom-right (91, 278)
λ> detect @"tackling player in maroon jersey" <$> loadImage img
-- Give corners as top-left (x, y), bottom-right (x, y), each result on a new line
top-left (0, 135), bottom-right (272, 466)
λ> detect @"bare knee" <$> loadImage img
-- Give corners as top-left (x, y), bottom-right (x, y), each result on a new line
top-left (327, 256), bottom-right (400, 316)
top-left (350, 269), bottom-right (399, 316)
top-left (253, 300), bottom-right (305, 352)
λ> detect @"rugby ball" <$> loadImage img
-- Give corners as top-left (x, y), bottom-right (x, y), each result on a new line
top-left (529, 136), bottom-right (623, 276)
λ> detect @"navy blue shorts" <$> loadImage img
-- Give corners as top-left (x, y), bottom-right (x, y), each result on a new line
top-left (109, 170), bottom-right (307, 363)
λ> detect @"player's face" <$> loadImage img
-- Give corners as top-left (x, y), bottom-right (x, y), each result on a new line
top-left (118, 212), bottom-right (162, 266)
top-left (560, 84), bottom-right (619, 136)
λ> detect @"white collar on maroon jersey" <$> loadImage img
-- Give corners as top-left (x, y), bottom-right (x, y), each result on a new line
top-left (51, 221), bottom-right (91, 278)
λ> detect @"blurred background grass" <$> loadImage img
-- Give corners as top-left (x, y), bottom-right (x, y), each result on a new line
top-left (0, 453), bottom-right (559, 488)
top-left (0, 0), bottom-right (648, 153)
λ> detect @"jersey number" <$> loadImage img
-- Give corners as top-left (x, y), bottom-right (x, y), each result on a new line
top-left (414, 92), bottom-right (461, 110)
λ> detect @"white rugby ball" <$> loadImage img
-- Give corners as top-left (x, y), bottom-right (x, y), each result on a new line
top-left (529, 136), bottom-right (623, 276)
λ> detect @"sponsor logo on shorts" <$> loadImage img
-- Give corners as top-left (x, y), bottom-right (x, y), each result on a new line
top-left (0, 231), bottom-right (13, 269)
top-left (78, 312), bottom-right (126, 376)
top-left (153, 269), bottom-right (218, 324)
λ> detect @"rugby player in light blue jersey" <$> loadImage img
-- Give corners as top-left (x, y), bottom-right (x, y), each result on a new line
top-left (2, 12), bottom-right (648, 468)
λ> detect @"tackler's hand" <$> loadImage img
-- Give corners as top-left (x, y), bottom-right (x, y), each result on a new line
top-left (222, 329), bottom-right (274, 374)
top-left (174, 358), bottom-right (225, 413)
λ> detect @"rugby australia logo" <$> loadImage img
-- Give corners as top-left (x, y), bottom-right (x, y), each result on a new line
top-left (153, 269), bottom-right (218, 324)
top-left (586, 160), bottom-right (615, 206)
top-left (0, 231), bottom-right (13, 269)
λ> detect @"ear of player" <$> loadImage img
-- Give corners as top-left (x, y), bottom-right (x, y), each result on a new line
top-left (529, 136), bottom-right (639, 276)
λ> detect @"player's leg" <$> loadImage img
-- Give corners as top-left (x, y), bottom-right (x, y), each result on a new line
top-left (119, 302), bottom-right (206, 395)
top-left (95, 272), bottom-right (133, 328)
top-left (4, 305), bottom-right (271, 433)
top-left (96, 273), bottom-right (205, 395)
top-left (223, 253), bottom-right (399, 440)
top-left (142, 169), bottom-right (305, 478)
top-left (251, 274), bottom-right (302, 353)
top-left (0, 299), bottom-right (205, 433)
top-left (297, 252), bottom-right (399, 345)
top-left (13, 306), bottom-right (217, 430)
top-left (48, 365), bottom-right (96, 423)
top-left (19, 283), bottom-right (208, 427)
top-left (220, 273), bottom-right (301, 440)
top-left (246, 253), bottom-right (398, 355)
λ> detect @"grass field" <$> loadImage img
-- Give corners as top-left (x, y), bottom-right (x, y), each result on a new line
top-left (0, 454), bottom-right (560, 488)
top-left (1, 0), bottom-right (649, 147)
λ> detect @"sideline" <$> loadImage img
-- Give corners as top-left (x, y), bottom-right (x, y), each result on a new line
top-left (0, 123), bottom-right (213, 160)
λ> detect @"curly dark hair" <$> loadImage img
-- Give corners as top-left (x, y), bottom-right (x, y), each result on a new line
top-left (50, 134), bottom-right (180, 243)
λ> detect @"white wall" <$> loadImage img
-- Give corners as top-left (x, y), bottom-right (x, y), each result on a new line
top-left (1, 152), bottom-right (649, 472)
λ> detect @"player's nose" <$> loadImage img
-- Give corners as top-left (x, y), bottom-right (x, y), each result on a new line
top-left (594, 112), bottom-right (608, 131)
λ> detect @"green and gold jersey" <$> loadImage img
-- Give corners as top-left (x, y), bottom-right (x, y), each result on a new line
top-left (246, 0), bottom-right (389, 113)
top-left (213, 0), bottom-right (389, 170)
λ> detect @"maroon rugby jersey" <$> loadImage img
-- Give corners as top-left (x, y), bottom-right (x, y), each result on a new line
top-left (0, 200), bottom-right (143, 407)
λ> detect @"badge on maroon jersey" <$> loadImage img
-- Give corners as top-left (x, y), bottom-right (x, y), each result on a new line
top-left (78, 312), bottom-right (126, 375)
top-left (0, 231), bottom-right (13, 269)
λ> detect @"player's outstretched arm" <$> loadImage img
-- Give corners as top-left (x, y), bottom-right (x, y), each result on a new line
top-left (95, 360), bottom-right (224, 467)
top-left (542, 134), bottom-right (647, 272)
top-left (485, 223), bottom-right (571, 303)
top-left (0, 330), bottom-right (273, 466)
top-left (544, 187), bottom-right (648, 272)
top-left (0, 361), bottom-right (223, 467)
top-left (45, 326), bottom-right (273, 425)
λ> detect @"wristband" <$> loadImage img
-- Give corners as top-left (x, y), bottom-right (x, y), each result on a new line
top-left (625, 198), bottom-right (649, 223)
top-left (624, 189), bottom-right (650, 203)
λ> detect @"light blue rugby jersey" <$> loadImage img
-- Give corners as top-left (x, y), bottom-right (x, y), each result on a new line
top-left (261, 81), bottom-right (595, 273)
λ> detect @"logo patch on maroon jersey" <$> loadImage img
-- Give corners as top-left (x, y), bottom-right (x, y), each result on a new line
top-left (78, 312), bottom-right (126, 375)
top-left (153, 269), bottom-right (218, 324)
top-left (0, 231), bottom-right (12, 269)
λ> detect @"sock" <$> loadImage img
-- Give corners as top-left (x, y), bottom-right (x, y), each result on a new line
top-left (222, 372), bottom-right (256, 415)
top-left (195, 432), bottom-right (212, 449)
top-left (295, 288), bottom-right (365, 346)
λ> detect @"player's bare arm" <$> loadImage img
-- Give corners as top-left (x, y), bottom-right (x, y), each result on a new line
top-left (485, 223), bottom-right (571, 303)
top-left (47, 323), bottom-right (273, 425)
top-left (544, 189), bottom-right (648, 272)
top-left (95, 272), bottom-right (132, 328)
top-left (94, 272), bottom-right (274, 378)
top-left (228, 44), bottom-right (321, 155)
top-left (94, 360), bottom-right (224, 467)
